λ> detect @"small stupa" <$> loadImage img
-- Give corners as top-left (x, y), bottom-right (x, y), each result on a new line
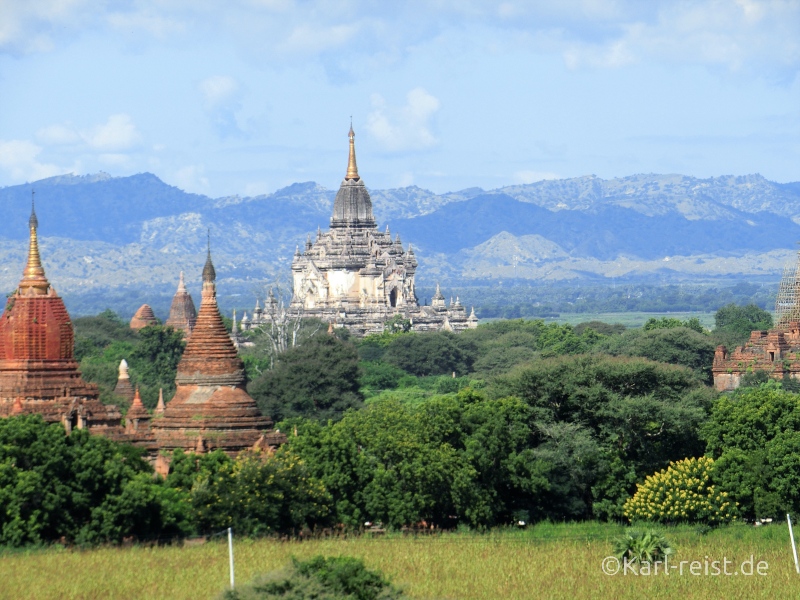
top-left (113, 359), bottom-right (136, 403)
top-left (125, 387), bottom-right (150, 432)
top-left (165, 271), bottom-right (197, 334)
top-left (130, 304), bottom-right (158, 330)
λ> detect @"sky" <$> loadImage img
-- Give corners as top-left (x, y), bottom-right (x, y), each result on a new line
top-left (0, 0), bottom-right (798, 198)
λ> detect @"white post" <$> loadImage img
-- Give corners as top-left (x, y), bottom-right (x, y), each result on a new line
top-left (228, 527), bottom-right (235, 588)
top-left (788, 514), bottom-right (800, 574)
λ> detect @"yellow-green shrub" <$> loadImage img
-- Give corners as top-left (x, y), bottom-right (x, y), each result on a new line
top-left (623, 457), bottom-right (738, 524)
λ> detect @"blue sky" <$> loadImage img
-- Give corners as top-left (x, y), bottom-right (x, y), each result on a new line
top-left (0, 0), bottom-right (798, 197)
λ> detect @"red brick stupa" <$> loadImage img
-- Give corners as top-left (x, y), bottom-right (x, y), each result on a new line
top-left (165, 271), bottom-right (197, 334)
top-left (151, 243), bottom-right (284, 459)
top-left (130, 304), bottom-right (158, 330)
top-left (0, 198), bottom-right (122, 432)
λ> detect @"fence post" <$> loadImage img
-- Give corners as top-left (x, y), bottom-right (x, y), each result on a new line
top-left (788, 514), bottom-right (799, 574)
top-left (228, 527), bottom-right (235, 588)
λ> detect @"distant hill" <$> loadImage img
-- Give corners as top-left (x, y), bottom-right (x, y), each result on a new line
top-left (0, 171), bottom-right (798, 317)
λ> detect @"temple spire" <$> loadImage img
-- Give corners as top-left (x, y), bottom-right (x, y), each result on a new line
top-left (19, 189), bottom-right (49, 295)
top-left (345, 121), bottom-right (359, 181)
top-left (202, 229), bottom-right (216, 284)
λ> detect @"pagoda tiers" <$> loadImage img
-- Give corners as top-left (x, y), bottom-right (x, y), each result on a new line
top-left (130, 304), bottom-right (158, 330)
top-left (0, 200), bottom-right (123, 433)
top-left (150, 245), bottom-right (285, 466)
top-left (288, 125), bottom-right (479, 337)
top-left (165, 271), bottom-right (197, 334)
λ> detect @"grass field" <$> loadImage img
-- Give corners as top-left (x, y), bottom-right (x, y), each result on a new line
top-left (3, 522), bottom-right (800, 599)
top-left (545, 311), bottom-right (718, 329)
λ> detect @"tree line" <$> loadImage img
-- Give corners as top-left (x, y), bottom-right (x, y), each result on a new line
top-left (0, 302), bottom-right (789, 547)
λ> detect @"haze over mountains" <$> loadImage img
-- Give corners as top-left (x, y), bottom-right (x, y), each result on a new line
top-left (0, 172), bottom-right (798, 317)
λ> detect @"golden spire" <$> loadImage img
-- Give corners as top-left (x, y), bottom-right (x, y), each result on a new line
top-left (345, 120), bottom-right (359, 181)
top-left (19, 190), bottom-right (50, 295)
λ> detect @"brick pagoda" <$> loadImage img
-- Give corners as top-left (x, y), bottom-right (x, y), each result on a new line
top-left (130, 304), bottom-right (158, 330)
top-left (165, 271), bottom-right (196, 334)
top-left (0, 201), bottom-right (123, 433)
top-left (150, 245), bottom-right (285, 465)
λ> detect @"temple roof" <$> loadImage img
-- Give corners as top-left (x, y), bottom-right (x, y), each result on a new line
top-left (331, 125), bottom-right (375, 229)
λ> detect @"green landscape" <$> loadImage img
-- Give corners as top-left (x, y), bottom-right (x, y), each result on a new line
top-left (4, 303), bottom-right (800, 598)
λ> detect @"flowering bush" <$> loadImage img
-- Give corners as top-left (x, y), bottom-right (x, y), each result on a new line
top-left (623, 457), bottom-right (738, 524)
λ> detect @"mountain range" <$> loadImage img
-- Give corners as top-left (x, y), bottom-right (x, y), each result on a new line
top-left (0, 171), bottom-right (798, 317)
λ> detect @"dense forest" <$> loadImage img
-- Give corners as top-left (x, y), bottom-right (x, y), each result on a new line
top-left (0, 303), bottom-right (793, 547)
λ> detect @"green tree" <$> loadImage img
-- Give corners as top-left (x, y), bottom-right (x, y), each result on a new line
top-left (248, 333), bottom-right (363, 423)
top-left (598, 327), bottom-right (716, 383)
top-left (128, 325), bottom-right (186, 408)
top-left (643, 317), bottom-right (704, 333)
top-left (360, 361), bottom-right (408, 392)
top-left (492, 354), bottom-right (712, 519)
top-left (73, 310), bottom-right (138, 361)
top-left (382, 331), bottom-right (476, 376)
top-left (287, 391), bottom-right (553, 528)
top-left (222, 555), bottom-right (407, 600)
top-left (713, 303), bottom-right (773, 346)
top-left (702, 386), bottom-right (800, 519)
top-left (170, 449), bottom-right (331, 536)
top-left (623, 457), bottom-right (737, 524)
top-left (0, 415), bottom-right (190, 547)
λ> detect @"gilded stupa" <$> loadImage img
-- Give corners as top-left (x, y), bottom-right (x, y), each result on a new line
top-left (287, 124), bottom-right (478, 336)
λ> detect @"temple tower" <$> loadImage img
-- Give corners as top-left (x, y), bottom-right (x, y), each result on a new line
top-left (0, 196), bottom-right (121, 431)
top-left (151, 243), bottom-right (284, 457)
top-left (165, 271), bottom-right (197, 334)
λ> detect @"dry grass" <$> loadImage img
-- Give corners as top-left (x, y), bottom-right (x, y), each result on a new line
top-left (2, 523), bottom-right (799, 599)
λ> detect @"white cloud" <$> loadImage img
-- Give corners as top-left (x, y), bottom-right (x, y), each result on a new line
top-left (367, 88), bottom-right (441, 152)
top-left (173, 165), bottom-right (210, 193)
top-left (0, 139), bottom-right (66, 181)
top-left (279, 23), bottom-right (360, 55)
top-left (560, 0), bottom-right (800, 71)
top-left (106, 11), bottom-right (185, 39)
top-left (84, 114), bottom-right (141, 151)
top-left (3, 1), bottom-right (797, 77)
top-left (35, 123), bottom-right (82, 145)
top-left (35, 114), bottom-right (141, 151)
top-left (198, 76), bottom-right (247, 138)
top-left (0, 0), bottom-right (95, 54)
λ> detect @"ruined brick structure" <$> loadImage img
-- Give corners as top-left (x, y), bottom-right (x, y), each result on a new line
top-left (165, 271), bottom-right (197, 334)
top-left (285, 125), bottom-right (479, 337)
top-left (713, 251), bottom-right (800, 391)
